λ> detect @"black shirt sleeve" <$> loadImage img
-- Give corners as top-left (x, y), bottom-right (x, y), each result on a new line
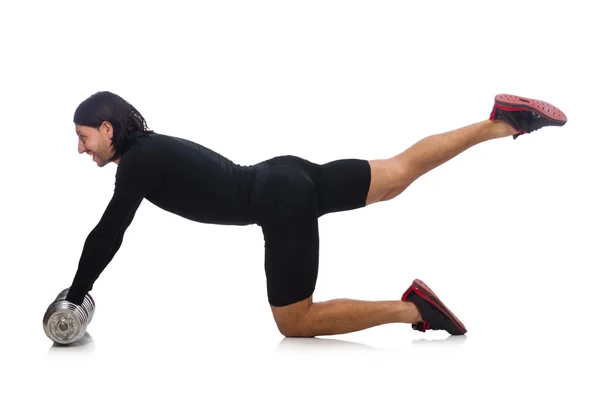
top-left (66, 150), bottom-right (155, 305)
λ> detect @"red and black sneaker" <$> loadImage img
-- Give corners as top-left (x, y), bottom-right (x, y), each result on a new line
top-left (402, 279), bottom-right (467, 336)
top-left (490, 94), bottom-right (568, 139)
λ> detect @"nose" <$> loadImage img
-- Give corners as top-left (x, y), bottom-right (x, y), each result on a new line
top-left (78, 140), bottom-right (85, 154)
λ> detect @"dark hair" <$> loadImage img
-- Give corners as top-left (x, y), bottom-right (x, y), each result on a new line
top-left (73, 91), bottom-right (154, 161)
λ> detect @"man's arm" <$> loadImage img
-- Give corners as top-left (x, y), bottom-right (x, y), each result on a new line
top-left (65, 190), bottom-right (143, 305)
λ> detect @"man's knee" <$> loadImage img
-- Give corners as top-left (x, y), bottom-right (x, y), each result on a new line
top-left (271, 296), bottom-right (314, 337)
top-left (276, 320), bottom-right (313, 338)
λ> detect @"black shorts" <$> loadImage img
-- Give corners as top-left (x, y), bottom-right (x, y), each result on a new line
top-left (253, 155), bottom-right (371, 307)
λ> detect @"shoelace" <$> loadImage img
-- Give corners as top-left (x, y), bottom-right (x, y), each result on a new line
top-left (526, 112), bottom-right (544, 131)
top-left (513, 111), bottom-right (543, 139)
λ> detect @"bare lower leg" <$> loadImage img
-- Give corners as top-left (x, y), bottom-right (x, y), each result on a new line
top-left (367, 120), bottom-right (516, 203)
top-left (274, 298), bottom-right (422, 337)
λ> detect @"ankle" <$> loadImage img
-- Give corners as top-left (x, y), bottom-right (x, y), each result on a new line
top-left (402, 301), bottom-right (423, 323)
top-left (488, 119), bottom-right (517, 138)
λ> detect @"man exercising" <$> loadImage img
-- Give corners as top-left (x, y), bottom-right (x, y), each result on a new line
top-left (66, 91), bottom-right (567, 337)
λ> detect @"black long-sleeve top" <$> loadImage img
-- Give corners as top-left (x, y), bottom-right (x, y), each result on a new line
top-left (66, 132), bottom-right (263, 304)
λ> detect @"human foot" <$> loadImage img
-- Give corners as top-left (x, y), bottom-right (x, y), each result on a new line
top-left (401, 279), bottom-right (467, 335)
top-left (490, 94), bottom-right (567, 139)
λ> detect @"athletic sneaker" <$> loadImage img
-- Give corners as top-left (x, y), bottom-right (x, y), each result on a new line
top-left (490, 94), bottom-right (568, 139)
top-left (401, 279), bottom-right (467, 335)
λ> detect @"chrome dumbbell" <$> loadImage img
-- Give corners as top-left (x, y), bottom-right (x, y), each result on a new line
top-left (43, 288), bottom-right (95, 345)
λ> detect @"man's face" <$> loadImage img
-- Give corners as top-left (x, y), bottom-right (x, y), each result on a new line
top-left (76, 122), bottom-right (117, 167)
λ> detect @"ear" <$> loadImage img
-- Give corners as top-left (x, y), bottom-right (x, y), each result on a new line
top-left (101, 121), bottom-right (114, 138)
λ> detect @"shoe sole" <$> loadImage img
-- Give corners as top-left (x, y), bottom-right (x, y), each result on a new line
top-left (403, 279), bottom-right (467, 335)
top-left (492, 94), bottom-right (568, 125)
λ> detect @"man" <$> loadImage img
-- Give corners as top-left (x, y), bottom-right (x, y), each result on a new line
top-left (67, 92), bottom-right (567, 337)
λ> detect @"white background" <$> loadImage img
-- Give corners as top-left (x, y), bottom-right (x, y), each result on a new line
top-left (1, 0), bottom-right (598, 395)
